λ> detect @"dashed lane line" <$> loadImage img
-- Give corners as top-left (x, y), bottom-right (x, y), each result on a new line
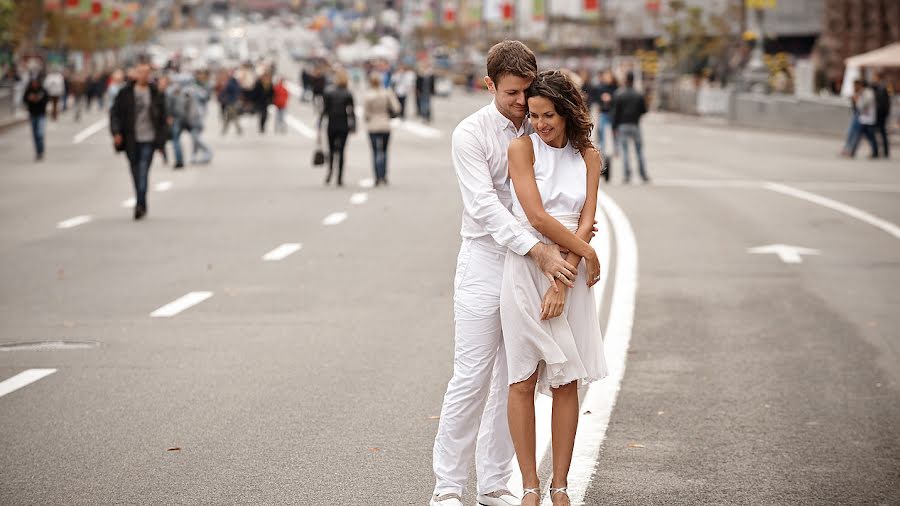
top-left (322, 212), bottom-right (348, 226)
top-left (56, 215), bottom-right (92, 229)
top-left (150, 291), bottom-right (214, 318)
top-left (0, 369), bottom-right (57, 398)
top-left (72, 118), bottom-right (109, 144)
top-left (262, 243), bottom-right (302, 261)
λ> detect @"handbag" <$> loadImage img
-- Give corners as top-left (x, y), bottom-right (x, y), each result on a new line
top-left (312, 130), bottom-right (325, 167)
top-left (387, 93), bottom-right (399, 119)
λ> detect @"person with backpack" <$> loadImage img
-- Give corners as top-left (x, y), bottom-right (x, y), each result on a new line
top-left (272, 77), bottom-right (289, 134)
top-left (363, 72), bottom-right (401, 186)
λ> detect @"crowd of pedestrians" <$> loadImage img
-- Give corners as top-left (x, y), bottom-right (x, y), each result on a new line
top-left (582, 68), bottom-right (651, 184)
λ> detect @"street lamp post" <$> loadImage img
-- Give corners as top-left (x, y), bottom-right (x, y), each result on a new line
top-left (740, 6), bottom-right (769, 93)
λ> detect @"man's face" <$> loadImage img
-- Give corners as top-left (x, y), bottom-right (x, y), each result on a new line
top-left (486, 73), bottom-right (533, 123)
top-left (134, 64), bottom-right (150, 85)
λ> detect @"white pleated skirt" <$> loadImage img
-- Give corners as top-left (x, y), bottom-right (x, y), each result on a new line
top-left (500, 214), bottom-right (608, 397)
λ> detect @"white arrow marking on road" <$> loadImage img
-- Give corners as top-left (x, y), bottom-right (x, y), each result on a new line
top-left (322, 212), bottom-right (348, 226)
top-left (262, 243), bottom-right (302, 261)
top-left (0, 369), bottom-right (57, 398)
top-left (765, 182), bottom-right (900, 240)
top-left (56, 215), bottom-right (92, 229)
top-left (285, 113), bottom-right (316, 139)
top-left (748, 244), bottom-right (820, 264)
top-left (121, 198), bottom-right (136, 208)
top-left (358, 178), bottom-right (375, 189)
top-left (154, 181), bottom-right (173, 192)
top-left (349, 192), bottom-right (368, 205)
top-left (72, 118), bottom-right (109, 144)
top-left (150, 291), bottom-right (213, 317)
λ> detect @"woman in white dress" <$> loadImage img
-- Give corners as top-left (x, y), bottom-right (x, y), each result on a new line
top-left (500, 70), bottom-right (608, 506)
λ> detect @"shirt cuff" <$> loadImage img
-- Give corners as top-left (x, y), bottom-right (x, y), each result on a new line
top-left (508, 233), bottom-right (540, 257)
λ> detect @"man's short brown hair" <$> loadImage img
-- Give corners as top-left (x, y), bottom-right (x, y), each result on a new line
top-left (486, 40), bottom-right (537, 85)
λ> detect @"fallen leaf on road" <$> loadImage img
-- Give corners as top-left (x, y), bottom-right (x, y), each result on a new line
top-left (657, 411), bottom-right (665, 416)
top-left (368, 447), bottom-right (380, 453)
top-left (167, 447), bottom-right (181, 452)
top-left (428, 415), bottom-right (440, 420)
top-left (627, 443), bottom-right (645, 449)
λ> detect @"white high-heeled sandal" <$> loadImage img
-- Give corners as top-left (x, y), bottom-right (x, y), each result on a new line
top-left (550, 486), bottom-right (569, 504)
top-left (522, 487), bottom-right (541, 504)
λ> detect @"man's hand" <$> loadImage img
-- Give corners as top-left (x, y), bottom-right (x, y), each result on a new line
top-left (113, 134), bottom-right (123, 147)
top-left (527, 242), bottom-right (577, 292)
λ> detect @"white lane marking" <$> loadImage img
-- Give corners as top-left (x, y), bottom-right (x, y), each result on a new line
top-left (121, 198), bottom-right (136, 208)
top-left (72, 118), bottom-right (109, 144)
top-left (262, 243), bottom-right (302, 261)
top-left (349, 192), bottom-right (368, 205)
top-left (0, 369), bottom-right (57, 398)
top-left (154, 181), bottom-right (173, 192)
top-left (285, 113), bottom-right (316, 139)
top-left (322, 212), bottom-right (348, 226)
top-left (765, 182), bottom-right (900, 239)
top-left (358, 178), bottom-right (375, 189)
top-left (57, 215), bottom-right (92, 229)
top-left (150, 291), bottom-right (213, 318)
top-left (568, 191), bottom-right (639, 505)
top-left (748, 244), bottom-right (821, 264)
top-left (653, 178), bottom-right (764, 189)
top-left (392, 118), bottom-right (442, 139)
top-left (508, 194), bottom-right (620, 499)
top-left (284, 80), bottom-right (303, 98)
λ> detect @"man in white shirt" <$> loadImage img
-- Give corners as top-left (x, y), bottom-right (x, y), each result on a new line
top-left (431, 41), bottom-right (579, 506)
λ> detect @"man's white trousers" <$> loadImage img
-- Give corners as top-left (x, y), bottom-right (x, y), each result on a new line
top-left (433, 237), bottom-right (515, 497)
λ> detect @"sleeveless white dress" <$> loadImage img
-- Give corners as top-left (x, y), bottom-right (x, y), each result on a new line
top-left (500, 133), bottom-right (608, 396)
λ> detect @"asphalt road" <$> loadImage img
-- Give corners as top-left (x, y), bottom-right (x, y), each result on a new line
top-left (1, 84), bottom-right (898, 506)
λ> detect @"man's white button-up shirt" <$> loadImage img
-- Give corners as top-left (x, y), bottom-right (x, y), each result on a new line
top-left (452, 101), bottom-right (539, 256)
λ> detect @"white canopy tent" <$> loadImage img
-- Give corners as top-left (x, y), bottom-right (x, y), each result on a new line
top-left (841, 42), bottom-right (900, 97)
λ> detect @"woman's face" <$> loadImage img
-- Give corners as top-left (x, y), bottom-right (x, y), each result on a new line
top-left (528, 95), bottom-right (567, 147)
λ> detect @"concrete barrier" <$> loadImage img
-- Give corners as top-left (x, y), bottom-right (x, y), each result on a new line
top-left (731, 93), bottom-right (852, 137)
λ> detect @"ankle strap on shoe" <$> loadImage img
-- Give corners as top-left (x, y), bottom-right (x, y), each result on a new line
top-left (550, 486), bottom-right (568, 496)
top-left (523, 487), bottom-right (540, 496)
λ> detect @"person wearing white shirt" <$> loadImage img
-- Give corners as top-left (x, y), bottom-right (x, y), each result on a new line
top-left (430, 41), bottom-right (580, 506)
top-left (391, 65), bottom-right (416, 119)
top-left (43, 67), bottom-right (65, 121)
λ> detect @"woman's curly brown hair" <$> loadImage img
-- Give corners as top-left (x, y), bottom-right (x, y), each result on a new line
top-left (526, 70), bottom-right (595, 154)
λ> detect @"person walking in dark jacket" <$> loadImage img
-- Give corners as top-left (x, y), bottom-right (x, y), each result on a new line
top-left (319, 70), bottom-right (355, 187)
top-left (871, 71), bottom-right (891, 159)
top-left (594, 70), bottom-right (618, 180)
top-left (22, 78), bottom-right (49, 161)
top-left (415, 64), bottom-right (436, 123)
top-left (611, 72), bottom-right (650, 183)
top-left (110, 63), bottom-right (168, 220)
top-left (253, 73), bottom-right (275, 133)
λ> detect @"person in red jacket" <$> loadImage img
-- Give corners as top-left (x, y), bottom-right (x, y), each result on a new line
top-left (273, 78), bottom-right (289, 134)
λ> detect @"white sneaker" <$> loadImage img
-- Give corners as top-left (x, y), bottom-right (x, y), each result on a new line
top-left (430, 492), bottom-right (463, 506)
top-left (476, 490), bottom-right (521, 506)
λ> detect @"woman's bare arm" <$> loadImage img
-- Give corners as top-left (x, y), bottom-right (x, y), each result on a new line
top-left (508, 137), bottom-right (597, 262)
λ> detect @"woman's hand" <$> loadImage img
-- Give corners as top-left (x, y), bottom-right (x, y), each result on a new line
top-left (541, 284), bottom-right (567, 320)
top-left (584, 249), bottom-right (601, 287)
